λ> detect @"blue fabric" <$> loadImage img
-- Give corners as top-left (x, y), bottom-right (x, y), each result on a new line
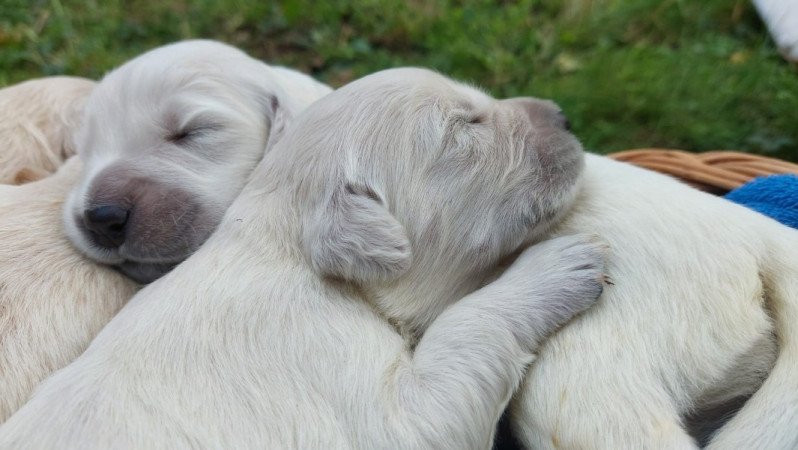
top-left (724, 174), bottom-right (798, 229)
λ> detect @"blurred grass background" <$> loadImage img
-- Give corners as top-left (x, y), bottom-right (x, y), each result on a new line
top-left (1, 0), bottom-right (796, 160)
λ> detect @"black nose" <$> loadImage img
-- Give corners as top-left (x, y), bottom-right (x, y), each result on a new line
top-left (83, 205), bottom-right (129, 248)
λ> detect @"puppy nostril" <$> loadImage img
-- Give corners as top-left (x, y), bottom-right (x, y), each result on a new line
top-left (86, 205), bottom-right (128, 226)
top-left (84, 205), bottom-right (130, 248)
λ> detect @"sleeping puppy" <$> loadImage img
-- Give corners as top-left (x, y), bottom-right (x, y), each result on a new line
top-left (0, 159), bottom-right (136, 423)
top-left (508, 155), bottom-right (798, 449)
top-left (0, 40), bottom-right (330, 423)
top-left (0, 76), bottom-right (94, 184)
top-left (0, 68), bottom-right (604, 449)
top-left (63, 39), bottom-right (332, 283)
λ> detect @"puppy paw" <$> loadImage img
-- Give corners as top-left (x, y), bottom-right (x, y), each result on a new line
top-left (497, 234), bottom-right (609, 345)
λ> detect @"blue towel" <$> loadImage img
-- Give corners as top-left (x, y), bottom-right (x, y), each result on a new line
top-left (724, 174), bottom-right (798, 229)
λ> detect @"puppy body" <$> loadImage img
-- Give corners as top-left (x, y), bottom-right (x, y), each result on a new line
top-left (0, 158), bottom-right (138, 421)
top-left (0, 77), bottom-right (94, 184)
top-left (0, 41), bottom-right (330, 423)
top-left (0, 69), bottom-right (602, 449)
top-left (511, 154), bottom-right (797, 449)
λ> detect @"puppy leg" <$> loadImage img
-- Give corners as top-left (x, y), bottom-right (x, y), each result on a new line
top-left (513, 376), bottom-right (697, 450)
top-left (706, 234), bottom-right (798, 450)
top-left (684, 330), bottom-right (776, 445)
top-left (390, 235), bottom-right (607, 449)
top-left (511, 329), bottom-right (699, 450)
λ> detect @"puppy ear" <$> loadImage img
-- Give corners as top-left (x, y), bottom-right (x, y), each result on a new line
top-left (58, 87), bottom-right (93, 159)
top-left (263, 95), bottom-right (291, 151)
top-left (304, 183), bottom-right (412, 283)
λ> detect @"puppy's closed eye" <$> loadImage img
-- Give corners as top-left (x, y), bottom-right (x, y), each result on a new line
top-left (167, 124), bottom-right (218, 144)
top-left (167, 130), bottom-right (193, 143)
top-left (451, 110), bottom-right (486, 126)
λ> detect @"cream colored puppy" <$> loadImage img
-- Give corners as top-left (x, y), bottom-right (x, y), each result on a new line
top-left (0, 159), bottom-right (136, 422)
top-left (64, 39), bottom-right (332, 283)
top-left (0, 68), bottom-right (604, 449)
top-left (0, 40), bottom-right (330, 423)
top-left (0, 76), bottom-right (94, 184)
top-left (509, 155), bottom-right (798, 449)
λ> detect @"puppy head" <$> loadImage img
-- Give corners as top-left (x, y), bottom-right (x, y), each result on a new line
top-left (64, 40), bottom-right (331, 283)
top-left (293, 68), bottom-right (584, 298)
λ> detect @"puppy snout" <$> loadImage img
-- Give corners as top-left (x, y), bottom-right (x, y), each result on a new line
top-left (506, 97), bottom-right (570, 130)
top-left (83, 205), bottom-right (129, 248)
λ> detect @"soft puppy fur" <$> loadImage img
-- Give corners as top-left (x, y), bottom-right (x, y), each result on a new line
top-left (0, 40), bottom-right (330, 423)
top-left (508, 155), bottom-right (798, 449)
top-left (63, 39), bottom-right (332, 283)
top-left (0, 76), bottom-right (95, 184)
top-left (0, 68), bottom-right (604, 449)
top-left (0, 159), bottom-right (137, 422)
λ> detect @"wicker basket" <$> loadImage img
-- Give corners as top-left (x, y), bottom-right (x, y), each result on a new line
top-left (608, 149), bottom-right (798, 195)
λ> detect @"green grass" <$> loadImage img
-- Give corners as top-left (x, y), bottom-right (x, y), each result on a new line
top-left (2, 0), bottom-right (797, 160)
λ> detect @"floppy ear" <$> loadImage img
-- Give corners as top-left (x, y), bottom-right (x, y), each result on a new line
top-left (304, 183), bottom-right (412, 284)
top-left (58, 86), bottom-right (93, 159)
top-left (263, 96), bottom-right (291, 152)
top-left (245, 68), bottom-right (292, 151)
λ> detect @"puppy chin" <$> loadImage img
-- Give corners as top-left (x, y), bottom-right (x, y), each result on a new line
top-left (115, 260), bottom-right (177, 284)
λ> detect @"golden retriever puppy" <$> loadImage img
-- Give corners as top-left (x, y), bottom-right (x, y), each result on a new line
top-left (0, 77), bottom-right (94, 184)
top-left (0, 40), bottom-right (330, 423)
top-left (64, 40), bottom-right (331, 283)
top-left (0, 68), bottom-right (603, 449)
top-left (0, 159), bottom-right (136, 421)
top-left (509, 155), bottom-right (798, 449)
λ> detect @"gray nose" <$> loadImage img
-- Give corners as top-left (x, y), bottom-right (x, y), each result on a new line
top-left (84, 205), bottom-right (129, 248)
top-left (505, 97), bottom-right (571, 130)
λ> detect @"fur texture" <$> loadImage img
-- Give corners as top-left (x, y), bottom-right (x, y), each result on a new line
top-left (63, 39), bottom-right (332, 283)
top-left (0, 159), bottom-right (137, 422)
top-left (510, 155), bottom-right (797, 449)
top-left (0, 68), bottom-right (602, 449)
top-left (0, 77), bottom-right (94, 184)
top-left (0, 41), bottom-right (330, 423)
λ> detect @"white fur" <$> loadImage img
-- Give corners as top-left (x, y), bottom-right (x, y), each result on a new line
top-left (754, 0), bottom-right (798, 62)
top-left (0, 41), bottom-right (330, 423)
top-left (510, 154), bottom-right (798, 449)
top-left (0, 77), bottom-right (94, 184)
top-left (63, 39), bottom-right (332, 283)
top-left (0, 68), bottom-right (603, 449)
top-left (0, 159), bottom-right (137, 422)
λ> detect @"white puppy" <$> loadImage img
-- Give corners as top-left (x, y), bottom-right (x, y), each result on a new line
top-left (0, 68), bottom-right (604, 449)
top-left (508, 155), bottom-right (798, 449)
top-left (0, 40), bottom-right (330, 423)
top-left (0, 76), bottom-right (94, 184)
top-left (0, 159), bottom-right (137, 422)
top-left (63, 39), bottom-right (332, 283)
